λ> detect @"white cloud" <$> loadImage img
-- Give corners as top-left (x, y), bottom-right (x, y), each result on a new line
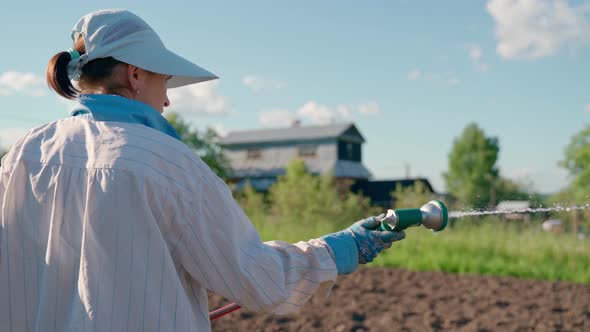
top-left (408, 69), bottom-right (461, 86)
top-left (258, 109), bottom-right (296, 127)
top-left (336, 105), bottom-right (352, 118)
top-left (465, 43), bottom-right (490, 72)
top-left (0, 71), bottom-right (48, 97)
top-left (407, 69), bottom-right (421, 80)
top-left (447, 77), bottom-right (461, 86)
top-left (585, 103), bottom-right (590, 113)
top-left (259, 101), bottom-right (381, 127)
top-left (242, 75), bottom-right (286, 92)
top-left (486, 0), bottom-right (590, 59)
top-left (297, 101), bottom-right (336, 125)
top-left (357, 102), bottom-right (381, 115)
top-left (167, 81), bottom-right (229, 116)
top-left (468, 44), bottom-right (482, 60)
top-left (477, 62), bottom-right (490, 72)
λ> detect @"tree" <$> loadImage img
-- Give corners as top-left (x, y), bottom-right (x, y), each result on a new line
top-left (165, 112), bottom-right (230, 180)
top-left (443, 123), bottom-right (499, 209)
top-left (559, 124), bottom-right (590, 203)
top-left (493, 177), bottom-right (532, 201)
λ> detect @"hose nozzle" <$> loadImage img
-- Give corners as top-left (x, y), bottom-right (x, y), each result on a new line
top-left (379, 200), bottom-right (448, 232)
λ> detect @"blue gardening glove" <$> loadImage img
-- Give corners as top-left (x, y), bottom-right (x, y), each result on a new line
top-left (321, 216), bottom-right (406, 274)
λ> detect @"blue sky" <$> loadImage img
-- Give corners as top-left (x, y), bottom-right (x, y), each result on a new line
top-left (1, 0), bottom-right (589, 194)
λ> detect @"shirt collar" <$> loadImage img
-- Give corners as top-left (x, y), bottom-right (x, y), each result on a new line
top-left (70, 94), bottom-right (182, 141)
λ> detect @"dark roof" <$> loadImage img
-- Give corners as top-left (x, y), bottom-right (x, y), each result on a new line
top-left (350, 178), bottom-right (435, 207)
top-left (220, 123), bottom-right (364, 145)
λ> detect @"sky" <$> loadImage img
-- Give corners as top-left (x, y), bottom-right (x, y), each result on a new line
top-left (1, 0), bottom-right (589, 194)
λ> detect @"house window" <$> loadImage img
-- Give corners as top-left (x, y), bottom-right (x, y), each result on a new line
top-left (346, 143), bottom-right (353, 160)
top-left (246, 149), bottom-right (262, 160)
top-left (298, 145), bottom-right (317, 158)
top-left (338, 141), bottom-right (361, 161)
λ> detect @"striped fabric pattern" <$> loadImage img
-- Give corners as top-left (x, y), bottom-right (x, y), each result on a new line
top-left (0, 118), bottom-right (338, 332)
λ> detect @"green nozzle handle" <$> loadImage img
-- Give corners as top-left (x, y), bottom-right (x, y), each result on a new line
top-left (379, 208), bottom-right (422, 231)
top-left (395, 208), bottom-right (425, 229)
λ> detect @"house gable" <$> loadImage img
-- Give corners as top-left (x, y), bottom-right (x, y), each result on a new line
top-left (221, 122), bottom-right (372, 184)
top-left (338, 125), bottom-right (365, 144)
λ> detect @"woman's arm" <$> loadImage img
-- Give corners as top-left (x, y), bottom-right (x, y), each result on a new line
top-left (173, 171), bottom-right (338, 314)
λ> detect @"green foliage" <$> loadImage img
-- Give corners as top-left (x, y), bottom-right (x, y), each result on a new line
top-left (240, 159), bottom-right (375, 239)
top-left (493, 177), bottom-right (541, 204)
top-left (391, 181), bottom-right (436, 209)
top-left (548, 189), bottom-right (590, 232)
top-left (268, 160), bottom-right (372, 233)
top-left (371, 218), bottom-right (590, 284)
top-left (166, 112), bottom-right (230, 179)
top-left (559, 125), bottom-right (590, 203)
top-left (233, 163), bottom-right (588, 284)
top-left (443, 123), bottom-right (499, 209)
top-left (247, 202), bottom-right (590, 284)
top-left (235, 181), bottom-right (267, 222)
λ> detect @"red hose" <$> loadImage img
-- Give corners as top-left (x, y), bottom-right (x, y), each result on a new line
top-left (209, 302), bottom-right (241, 321)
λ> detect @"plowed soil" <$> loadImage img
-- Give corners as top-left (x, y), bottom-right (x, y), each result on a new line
top-left (209, 267), bottom-right (590, 331)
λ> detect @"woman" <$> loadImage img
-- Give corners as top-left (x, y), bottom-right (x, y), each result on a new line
top-left (0, 9), bottom-right (405, 331)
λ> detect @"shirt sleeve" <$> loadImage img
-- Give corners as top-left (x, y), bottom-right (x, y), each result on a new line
top-left (173, 167), bottom-right (338, 314)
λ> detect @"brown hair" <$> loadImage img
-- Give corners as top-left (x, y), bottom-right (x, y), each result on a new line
top-left (46, 36), bottom-right (128, 99)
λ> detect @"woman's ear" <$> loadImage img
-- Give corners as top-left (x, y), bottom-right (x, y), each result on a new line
top-left (127, 64), bottom-right (141, 93)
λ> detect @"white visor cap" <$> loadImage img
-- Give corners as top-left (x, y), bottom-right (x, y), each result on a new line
top-left (68, 9), bottom-right (218, 88)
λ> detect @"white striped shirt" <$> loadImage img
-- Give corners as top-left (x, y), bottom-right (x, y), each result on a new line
top-left (0, 117), bottom-right (338, 331)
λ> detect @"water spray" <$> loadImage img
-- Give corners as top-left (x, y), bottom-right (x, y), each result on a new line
top-left (209, 200), bottom-right (449, 321)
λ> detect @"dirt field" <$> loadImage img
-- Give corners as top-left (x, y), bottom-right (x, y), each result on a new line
top-left (209, 267), bottom-right (590, 331)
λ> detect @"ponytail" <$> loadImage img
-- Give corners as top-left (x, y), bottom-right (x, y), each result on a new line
top-left (46, 37), bottom-right (86, 99)
top-left (46, 51), bottom-right (79, 99)
top-left (46, 35), bottom-right (127, 99)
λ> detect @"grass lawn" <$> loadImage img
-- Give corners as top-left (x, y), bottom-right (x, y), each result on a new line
top-left (253, 216), bottom-right (590, 284)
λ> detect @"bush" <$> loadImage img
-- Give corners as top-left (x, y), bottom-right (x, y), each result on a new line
top-left (238, 159), bottom-right (374, 240)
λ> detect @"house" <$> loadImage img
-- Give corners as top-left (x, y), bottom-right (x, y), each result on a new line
top-left (219, 122), bottom-right (436, 207)
top-left (219, 122), bottom-right (371, 191)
